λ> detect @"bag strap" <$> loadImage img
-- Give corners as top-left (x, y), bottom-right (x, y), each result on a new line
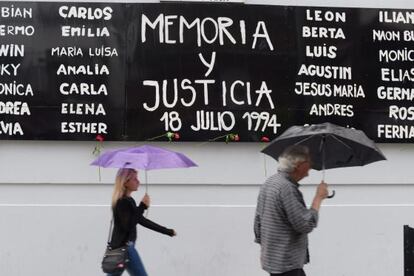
top-left (107, 218), bottom-right (114, 245)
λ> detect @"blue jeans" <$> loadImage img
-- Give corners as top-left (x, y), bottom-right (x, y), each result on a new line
top-left (107, 242), bottom-right (148, 276)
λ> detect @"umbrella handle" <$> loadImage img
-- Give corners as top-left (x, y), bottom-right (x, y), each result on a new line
top-left (327, 190), bottom-right (336, 199)
top-left (321, 136), bottom-right (335, 199)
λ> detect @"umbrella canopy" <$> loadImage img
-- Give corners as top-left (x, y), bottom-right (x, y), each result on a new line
top-left (262, 122), bottom-right (386, 171)
top-left (91, 145), bottom-right (197, 170)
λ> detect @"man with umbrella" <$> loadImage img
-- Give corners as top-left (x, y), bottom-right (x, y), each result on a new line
top-left (254, 145), bottom-right (328, 276)
top-left (255, 122), bottom-right (386, 276)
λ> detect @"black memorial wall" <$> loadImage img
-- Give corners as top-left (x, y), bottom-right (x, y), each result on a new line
top-left (1, 2), bottom-right (413, 142)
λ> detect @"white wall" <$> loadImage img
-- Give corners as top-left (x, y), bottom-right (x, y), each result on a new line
top-left (1, 0), bottom-right (414, 276)
top-left (1, 141), bottom-right (414, 276)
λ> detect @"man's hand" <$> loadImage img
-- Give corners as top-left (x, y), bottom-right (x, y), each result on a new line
top-left (311, 181), bottom-right (329, 211)
top-left (316, 181), bottom-right (329, 199)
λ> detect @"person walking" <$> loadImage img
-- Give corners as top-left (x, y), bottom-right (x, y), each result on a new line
top-left (254, 145), bottom-right (328, 276)
top-left (107, 168), bottom-right (176, 276)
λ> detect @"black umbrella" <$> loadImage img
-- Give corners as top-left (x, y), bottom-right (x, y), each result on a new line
top-left (262, 122), bottom-right (387, 198)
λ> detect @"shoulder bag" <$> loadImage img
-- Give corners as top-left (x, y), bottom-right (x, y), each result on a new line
top-left (101, 219), bottom-right (129, 274)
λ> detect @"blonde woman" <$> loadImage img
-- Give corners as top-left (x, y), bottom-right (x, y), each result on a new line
top-left (107, 168), bottom-right (176, 276)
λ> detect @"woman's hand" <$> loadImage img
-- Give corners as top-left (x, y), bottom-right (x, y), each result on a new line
top-left (141, 193), bottom-right (150, 207)
top-left (171, 230), bottom-right (177, 237)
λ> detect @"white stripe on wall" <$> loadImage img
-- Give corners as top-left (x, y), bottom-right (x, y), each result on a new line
top-left (0, 203), bottom-right (414, 207)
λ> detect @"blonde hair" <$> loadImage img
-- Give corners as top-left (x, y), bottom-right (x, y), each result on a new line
top-left (111, 168), bottom-right (137, 209)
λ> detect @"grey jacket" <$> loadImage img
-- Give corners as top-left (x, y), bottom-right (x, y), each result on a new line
top-left (254, 171), bottom-right (318, 274)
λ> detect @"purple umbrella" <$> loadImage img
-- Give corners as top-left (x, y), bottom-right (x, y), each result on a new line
top-left (91, 145), bottom-right (197, 170)
top-left (91, 145), bottom-right (197, 190)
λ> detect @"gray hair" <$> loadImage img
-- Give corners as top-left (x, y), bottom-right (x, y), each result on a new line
top-left (278, 145), bottom-right (310, 173)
